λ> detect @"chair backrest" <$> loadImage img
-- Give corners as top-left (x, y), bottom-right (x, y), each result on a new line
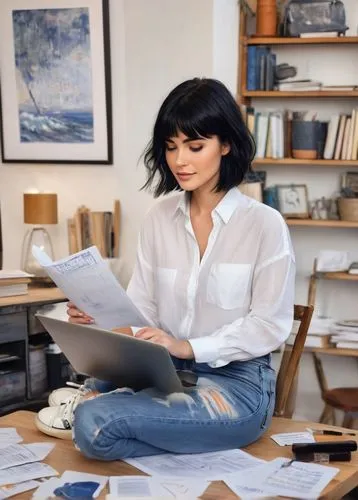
top-left (274, 304), bottom-right (314, 418)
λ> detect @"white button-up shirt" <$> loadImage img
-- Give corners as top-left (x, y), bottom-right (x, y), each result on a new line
top-left (127, 187), bottom-right (295, 368)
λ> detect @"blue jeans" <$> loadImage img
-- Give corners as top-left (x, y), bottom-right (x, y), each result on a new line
top-left (73, 355), bottom-right (276, 460)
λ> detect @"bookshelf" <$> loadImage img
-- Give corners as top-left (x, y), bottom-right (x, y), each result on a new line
top-left (285, 219), bottom-right (358, 228)
top-left (239, 9), bottom-right (358, 225)
top-left (246, 36), bottom-right (358, 46)
top-left (253, 159), bottom-right (358, 167)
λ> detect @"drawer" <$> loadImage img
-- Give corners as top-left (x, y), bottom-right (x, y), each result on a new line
top-left (28, 304), bottom-right (59, 335)
top-left (0, 312), bottom-right (27, 343)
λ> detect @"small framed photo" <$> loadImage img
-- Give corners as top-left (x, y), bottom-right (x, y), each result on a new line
top-left (277, 184), bottom-right (309, 218)
top-left (342, 172), bottom-right (358, 195)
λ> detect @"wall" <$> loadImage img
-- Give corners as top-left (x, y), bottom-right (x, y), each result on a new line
top-left (0, 0), bottom-right (215, 286)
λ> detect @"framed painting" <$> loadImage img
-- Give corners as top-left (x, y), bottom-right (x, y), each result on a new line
top-left (0, 0), bottom-right (113, 164)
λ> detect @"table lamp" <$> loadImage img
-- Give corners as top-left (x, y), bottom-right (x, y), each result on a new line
top-left (22, 193), bottom-right (58, 280)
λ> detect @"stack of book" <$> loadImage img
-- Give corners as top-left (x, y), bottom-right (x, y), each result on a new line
top-left (330, 320), bottom-right (358, 350)
top-left (247, 46), bottom-right (276, 91)
top-left (0, 271), bottom-right (32, 298)
top-left (323, 109), bottom-right (358, 160)
top-left (243, 106), bottom-right (292, 159)
top-left (67, 200), bottom-right (120, 258)
top-left (287, 316), bottom-right (333, 348)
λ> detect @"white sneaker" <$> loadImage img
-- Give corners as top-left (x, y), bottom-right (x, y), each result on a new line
top-left (48, 382), bottom-right (82, 407)
top-left (36, 390), bottom-right (84, 440)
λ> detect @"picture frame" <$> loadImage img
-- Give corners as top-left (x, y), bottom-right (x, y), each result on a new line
top-left (277, 184), bottom-right (309, 219)
top-left (341, 171), bottom-right (358, 195)
top-left (0, 0), bottom-right (113, 164)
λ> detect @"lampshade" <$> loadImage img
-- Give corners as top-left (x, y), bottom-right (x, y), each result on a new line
top-left (23, 193), bottom-right (58, 225)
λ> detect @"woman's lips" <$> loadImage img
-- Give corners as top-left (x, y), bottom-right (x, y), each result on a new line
top-left (177, 173), bottom-right (195, 181)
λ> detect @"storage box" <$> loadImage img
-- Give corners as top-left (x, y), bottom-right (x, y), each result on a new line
top-left (0, 370), bottom-right (26, 405)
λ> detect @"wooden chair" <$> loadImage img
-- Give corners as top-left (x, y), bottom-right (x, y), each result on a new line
top-left (313, 353), bottom-right (358, 429)
top-left (274, 304), bottom-right (314, 418)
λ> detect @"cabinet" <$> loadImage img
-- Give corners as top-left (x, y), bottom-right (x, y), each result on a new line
top-left (238, 9), bottom-right (358, 228)
top-left (0, 287), bottom-right (67, 415)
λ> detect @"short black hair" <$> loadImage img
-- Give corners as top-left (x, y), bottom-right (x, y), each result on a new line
top-left (142, 78), bottom-right (255, 197)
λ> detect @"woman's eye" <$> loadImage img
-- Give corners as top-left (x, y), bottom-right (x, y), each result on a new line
top-left (165, 145), bottom-right (176, 151)
top-left (190, 145), bottom-right (203, 152)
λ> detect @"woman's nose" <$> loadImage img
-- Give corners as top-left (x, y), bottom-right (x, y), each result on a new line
top-left (175, 149), bottom-right (188, 166)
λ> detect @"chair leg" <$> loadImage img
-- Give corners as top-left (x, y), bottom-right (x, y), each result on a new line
top-left (342, 413), bottom-right (354, 429)
top-left (319, 404), bottom-right (334, 424)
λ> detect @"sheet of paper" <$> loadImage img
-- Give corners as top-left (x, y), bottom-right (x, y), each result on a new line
top-left (0, 429), bottom-right (22, 448)
top-left (270, 432), bottom-right (315, 446)
top-left (225, 457), bottom-right (339, 500)
top-left (0, 462), bottom-right (58, 486)
top-left (32, 245), bottom-right (148, 329)
top-left (0, 443), bottom-right (54, 470)
top-left (109, 476), bottom-right (209, 499)
top-left (124, 449), bottom-right (265, 479)
top-left (109, 476), bottom-right (153, 498)
top-left (60, 471), bottom-right (108, 498)
top-left (32, 478), bottom-right (62, 500)
top-left (0, 480), bottom-right (41, 499)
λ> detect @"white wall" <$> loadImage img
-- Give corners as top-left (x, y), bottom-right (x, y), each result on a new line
top-left (0, 0), bottom-right (357, 421)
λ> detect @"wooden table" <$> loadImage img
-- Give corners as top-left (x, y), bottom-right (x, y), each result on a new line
top-left (2, 411), bottom-right (358, 499)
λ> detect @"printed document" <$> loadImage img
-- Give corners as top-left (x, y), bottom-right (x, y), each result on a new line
top-left (0, 443), bottom-right (54, 470)
top-left (270, 432), bottom-right (315, 446)
top-left (32, 245), bottom-right (148, 330)
top-left (224, 457), bottom-right (339, 499)
top-left (124, 449), bottom-right (264, 480)
top-left (109, 476), bottom-right (209, 499)
top-left (0, 428), bottom-right (22, 448)
top-left (0, 462), bottom-right (58, 486)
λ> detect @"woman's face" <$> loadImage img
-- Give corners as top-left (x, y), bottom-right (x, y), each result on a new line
top-left (165, 131), bottom-right (230, 193)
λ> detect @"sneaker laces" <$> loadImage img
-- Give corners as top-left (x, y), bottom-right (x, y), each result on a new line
top-left (58, 387), bottom-right (86, 428)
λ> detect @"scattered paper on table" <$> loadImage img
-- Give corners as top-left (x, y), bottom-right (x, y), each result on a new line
top-left (0, 462), bottom-right (58, 486)
top-left (32, 245), bottom-right (148, 329)
top-left (0, 480), bottom-right (40, 499)
top-left (32, 478), bottom-right (62, 500)
top-left (109, 475), bottom-right (209, 499)
top-left (60, 471), bottom-right (108, 498)
top-left (0, 429), bottom-right (22, 448)
top-left (224, 457), bottom-right (339, 500)
top-left (0, 443), bottom-right (54, 470)
top-left (270, 432), bottom-right (315, 446)
top-left (124, 449), bottom-right (264, 479)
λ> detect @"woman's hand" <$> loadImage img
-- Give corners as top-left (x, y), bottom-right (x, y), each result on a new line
top-left (67, 302), bottom-right (94, 324)
top-left (135, 327), bottom-right (194, 359)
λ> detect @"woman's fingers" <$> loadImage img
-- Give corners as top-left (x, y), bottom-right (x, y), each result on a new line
top-left (66, 302), bottom-right (94, 324)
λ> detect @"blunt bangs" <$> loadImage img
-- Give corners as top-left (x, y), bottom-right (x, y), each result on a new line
top-left (142, 78), bottom-right (256, 197)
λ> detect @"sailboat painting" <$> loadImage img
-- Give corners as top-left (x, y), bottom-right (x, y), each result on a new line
top-left (13, 8), bottom-right (94, 143)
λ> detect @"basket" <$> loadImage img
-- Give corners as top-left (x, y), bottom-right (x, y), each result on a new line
top-left (337, 198), bottom-right (358, 221)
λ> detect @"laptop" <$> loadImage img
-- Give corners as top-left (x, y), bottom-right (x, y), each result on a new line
top-left (36, 314), bottom-right (184, 394)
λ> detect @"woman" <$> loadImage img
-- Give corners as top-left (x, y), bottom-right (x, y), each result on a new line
top-left (36, 78), bottom-right (295, 459)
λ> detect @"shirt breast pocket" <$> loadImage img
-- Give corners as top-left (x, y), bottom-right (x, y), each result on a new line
top-left (207, 263), bottom-right (252, 310)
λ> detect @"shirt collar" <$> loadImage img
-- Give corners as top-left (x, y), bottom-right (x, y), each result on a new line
top-left (173, 188), bottom-right (251, 224)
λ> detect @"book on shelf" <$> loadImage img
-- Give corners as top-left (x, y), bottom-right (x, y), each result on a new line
top-left (247, 46), bottom-right (276, 91)
top-left (299, 31), bottom-right (339, 38)
top-left (275, 79), bottom-right (322, 91)
top-left (67, 200), bottom-right (121, 258)
top-left (348, 262), bottom-right (358, 274)
top-left (335, 341), bottom-right (358, 349)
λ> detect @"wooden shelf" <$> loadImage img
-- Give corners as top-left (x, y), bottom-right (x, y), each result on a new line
top-left (286, 219), bottom-right (358, 228)
top-left (313, 271), bottom-right (358, 281)
top-left (305, 347), bottom-right (358, 357)
top-left (253, 158), bottom-right (358, 167)
top-left (246, 36), bottom-right (358, 46)
top-left (243, 90), bottom-right (358, 98)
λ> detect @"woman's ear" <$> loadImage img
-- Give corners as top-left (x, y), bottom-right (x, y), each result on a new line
top-left (221, 142), bottom-right (231, 156)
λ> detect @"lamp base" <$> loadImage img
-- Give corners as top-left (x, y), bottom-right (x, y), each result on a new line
top-left (22, 227), bottom-right (55, 280)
